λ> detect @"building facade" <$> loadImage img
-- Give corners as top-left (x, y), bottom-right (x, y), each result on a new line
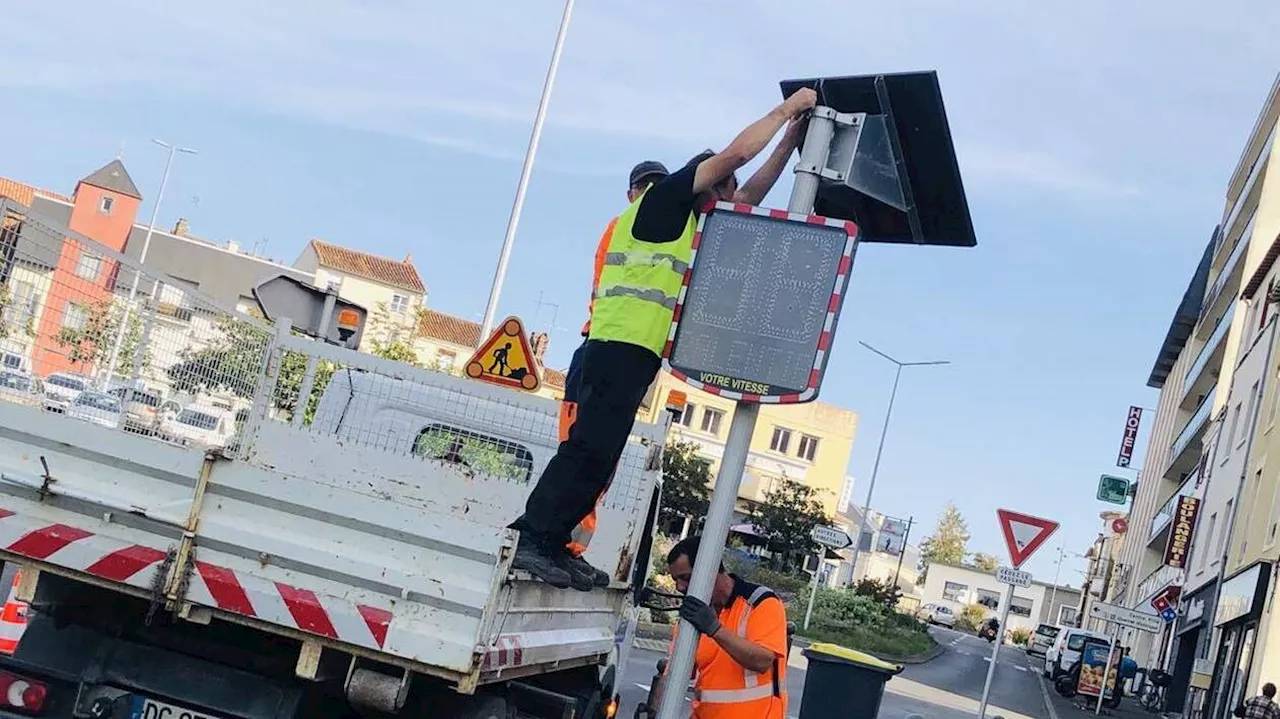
top-left (918, 563), bottom-right (1081, 634)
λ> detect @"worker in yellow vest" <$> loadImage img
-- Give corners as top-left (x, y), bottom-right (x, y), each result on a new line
top-left (509, 87), bottom-right (818, 590)
top-left (561, 161), bottom-right (671, 587)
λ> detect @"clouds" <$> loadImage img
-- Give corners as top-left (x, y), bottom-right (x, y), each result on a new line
top-left (2, 1), bottom-right (1277, 202)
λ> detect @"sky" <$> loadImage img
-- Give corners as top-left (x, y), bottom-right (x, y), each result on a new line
top-left (3, 1), bottom-right (1280, 582)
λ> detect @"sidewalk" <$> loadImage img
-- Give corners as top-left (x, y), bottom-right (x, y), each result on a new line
top-left (1042, 679), bottom-right (1153, 719)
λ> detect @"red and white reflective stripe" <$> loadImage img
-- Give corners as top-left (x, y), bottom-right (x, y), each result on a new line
top-left (664, 201), bottom-right (857, 403)
top-left (0, 508), bottom-right (393, 651)
top-left (481, 635), bottom-right (524, 670)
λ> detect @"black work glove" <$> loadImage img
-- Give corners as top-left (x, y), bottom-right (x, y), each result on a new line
top-left (679, 595), bottom-right (722, 637)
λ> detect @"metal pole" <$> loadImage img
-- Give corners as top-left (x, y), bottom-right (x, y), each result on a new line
top-left (102, 140), bottom-right (195, 388)
top-left (478, 0), bottom-right (575, 342)
top-left (847, 363), bottom-right (901, 581)
top-left (803, 549), bottom-right (822, 631)
top-left (1048, 545), bottom-right (1063, 624)
top-left (892, 517), bottom-right (913, 589)
top-left (653, 109), bottom-right (836, 719)
top-left (1097, 634), bottom-right (1117, 715)
top-left (977, 582), bottom-right (1015, 719)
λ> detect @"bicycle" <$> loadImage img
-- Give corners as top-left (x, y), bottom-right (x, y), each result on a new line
top-left (1139, 669), bottom-right (1171, 712)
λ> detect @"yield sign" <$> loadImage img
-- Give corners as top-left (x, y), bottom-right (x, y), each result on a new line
top-left (996, 509), bottom-right (1060, 569)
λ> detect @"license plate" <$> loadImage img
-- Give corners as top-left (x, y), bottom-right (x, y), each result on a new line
top-left (131, 696), bottom-right (232, 719)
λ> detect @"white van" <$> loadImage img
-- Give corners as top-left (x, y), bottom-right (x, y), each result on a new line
top-left (1044, 626), bottom-right (1110, 678)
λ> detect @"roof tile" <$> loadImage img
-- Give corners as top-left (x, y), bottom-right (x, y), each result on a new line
top-left (311, 239), bottom-right (425, 293)
top-left (0, 177), bottom-right (72, 206)
top-left (417, 308), bottom-right (481, 347)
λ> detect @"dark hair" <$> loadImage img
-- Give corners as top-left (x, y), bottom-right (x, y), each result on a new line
top-left (666, 535), bottom-right (725, 573)
top-left (684, 149), bottom-right (716, 170)
top-left (1265, 683), bottom-right (1277, 699)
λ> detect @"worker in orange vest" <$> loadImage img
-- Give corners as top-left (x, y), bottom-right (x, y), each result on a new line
top-left (560, 161), bottom-right (671, 587)
top-left (660, 535), bottom-right (788, 719)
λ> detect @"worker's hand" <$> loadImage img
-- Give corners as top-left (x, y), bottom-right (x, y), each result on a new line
top-left (679, 595), bottom-right (722, 637)
top-left (782, 88), bottom-right (818, 117)
top-left (782, 115), bottom-right (809, 148)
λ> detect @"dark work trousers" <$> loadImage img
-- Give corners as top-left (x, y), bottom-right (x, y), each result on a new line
top-left (563, 337), bottom-right (587, 403)
top-left (513, 339), bottom-right (659, 544)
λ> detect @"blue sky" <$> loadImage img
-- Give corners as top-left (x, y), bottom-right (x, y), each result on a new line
top-left (3, 1), bottom-right (1280, 581)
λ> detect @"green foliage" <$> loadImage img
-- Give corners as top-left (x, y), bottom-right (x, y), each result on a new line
top-left (956, 603), bottom-right (987, 632)
top-left (799, 587), bottom-right (885, 626)
top-left (722, 552), bottom-right (811, 597)
top-left (413, 429), bottom-right (525, 481)
top-left (0, 284), bottom-right (34, 341)
top-left (1011, 628), bottom-right (1032, 646)
top-left (748, 478), bottom-right (829, 571)
top-left (659, 441), bottom-right (712, 528)
top-left (919, 503), bottom-right (970, 577)
top-left (969, 552), bottom-right (999, 572)
top-left (371, 340), bottom-right (420, 366)
top-left (852, 577), bottom-right (903, 612)
top-left (792, 586), bottom-right (936, 658)
top-left (53, 299), bottom-right (149, 373)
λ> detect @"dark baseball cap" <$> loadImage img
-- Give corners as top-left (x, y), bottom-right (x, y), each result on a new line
top-left (629, 160), bottom-right (669, 188)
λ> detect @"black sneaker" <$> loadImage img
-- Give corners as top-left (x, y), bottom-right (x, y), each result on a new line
top-left (512, 538), bottom-right (571, 589)
top-left (554, 551), bottom-right (596, 592)
top-left (565, 554), bottom-right (610, 587)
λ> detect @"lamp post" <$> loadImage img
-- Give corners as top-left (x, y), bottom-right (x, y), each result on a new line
top-left (478, 0), bottom-right (575, 341)
top-left (101, 139), bottom-right (197, 388)
top-left (846, 342), bottom-right (949, 584)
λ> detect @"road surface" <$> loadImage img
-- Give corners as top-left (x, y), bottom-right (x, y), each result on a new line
top-left (619, 625), bottom-right (1051, 719)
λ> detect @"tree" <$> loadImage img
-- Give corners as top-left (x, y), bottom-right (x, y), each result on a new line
top-left (748, 478), bottom-right (828, 571)
top-left (918, 503), bottom-right (970, 581)
top-left (659, 440), bottom-right (712, 531)
top-left (969, 552), bottom-right (999, 572)
top-left (54, 299), bottom-right (149, 375)
top-left (371, 340), bottom-right (420, 366)
top-left (852, 577), bottom-right (902, 612)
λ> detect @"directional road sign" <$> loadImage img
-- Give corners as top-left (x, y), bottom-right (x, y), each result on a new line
top-left (996, 509), bottom-right (1060, 569)
top-left (811, 524), bottom-right (853, 550)
top-left (996, 566), bottom-right (1032, 588)
top-left (1088, 601), bottom-right (1162, 633)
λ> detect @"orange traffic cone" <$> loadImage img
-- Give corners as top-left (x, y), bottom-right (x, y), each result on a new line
top-left (0, 571), bottom-right (29, 655)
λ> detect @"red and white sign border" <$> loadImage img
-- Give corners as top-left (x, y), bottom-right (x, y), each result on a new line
top-left (996, 508), bottom-right (1060, 569)
top-left (662, 201), bottom-right (858, 404)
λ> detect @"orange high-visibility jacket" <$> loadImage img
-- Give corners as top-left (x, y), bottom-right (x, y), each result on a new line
top-left (669, 580), bottom-right (789, 719)
top-left (579, 217), bottom-right (618, 336)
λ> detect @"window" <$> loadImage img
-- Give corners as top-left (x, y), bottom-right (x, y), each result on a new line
top-left (976, 589), bottom-right (1001, 609)
top-left (1009, 596), bottom-right (1033, 617)
top-left (6, 281), bottom-right (38, 329)
top-left (61, 303), bottom-right (87, 331)
top-left (770, 427), bottom-right (792, 453)
top-left (99, 196), bottom-right (114, 215)
top-left (1243, 383), bottom-right (1259, 444)
top-left (1058, 607), bottom-right (1079, 626)
top-left (678, 403), bottom-right (696, 428)
top-left (75, 251), bottom-right (102, 281)
top-left (942, 581), bottom-right (967, 602)
top-left (1228, 404), bottom-right (1243, 457)
top-left (798, 434), bottom-right (820, 461)
top-left (1262, 279), bottom-right (1276, 331)
top-left (701, 408), bottom-right (724, 435)
top-left (413, 423), bottom-right (534, 483)
top-left (1215, 499), bottom-right (1233, 564)
top-left (1270, 382), bottom-right (1280, 429)
top-left (434, 350), bottom-right (457, 371)
top-left (390, 293), bottom-right (410, 314)
top-left (1200, 513), bottom-right (1217, 570)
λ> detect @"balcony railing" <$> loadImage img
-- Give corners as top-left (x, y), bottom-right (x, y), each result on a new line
top-left (1184, 304), bottom-right (1235, 392)
top-left (1150, 474), bottom-right (1198, 541)
top-left (1170, 387), bottom-right (1216, 464)
top-left (1201, 225), bottom-right (1250, 318)
top-left (1221, 123), bottom-right (1275, 252)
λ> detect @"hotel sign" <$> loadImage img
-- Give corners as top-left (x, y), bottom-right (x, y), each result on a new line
top-left (1117, 406), bottom-right (1143, 468)
top-left (1163, 496), bottom-right (1201, 569)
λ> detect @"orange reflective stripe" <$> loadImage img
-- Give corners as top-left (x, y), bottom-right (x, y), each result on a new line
top-left (691, 588), bottom-right (786, 719)
top-left (582, 217), bottom-right (619, 335)
top-left (558, 401), bottom-right (577, 443)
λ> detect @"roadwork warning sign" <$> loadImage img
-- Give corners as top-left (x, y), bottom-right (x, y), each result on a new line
top-left (466, 316), bottom-right (542, 392)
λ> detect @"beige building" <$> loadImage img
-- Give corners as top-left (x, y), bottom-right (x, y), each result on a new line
top-left (293, 239), bottom-right (426, 351)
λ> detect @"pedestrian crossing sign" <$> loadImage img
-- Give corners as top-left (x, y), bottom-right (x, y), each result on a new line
top-left (466, 316), bottom-right (542, 392)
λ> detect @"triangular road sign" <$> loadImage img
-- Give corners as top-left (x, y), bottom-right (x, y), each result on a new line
top-left (996, 509), bottom-right (1059, 569)
top-left (465, 316), bottom-right (542, 392)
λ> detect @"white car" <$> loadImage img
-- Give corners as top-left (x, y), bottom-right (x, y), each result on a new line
top-left (159, 405), bottom-right (236, 448)
top-left (1028, 623), bottom-right (1061, 658)
top-left (1044, 626), bottom-right (1110, 679)
top-left (920, 603), bottom-right (957, 628)
top-left (67, 391), bottom-right (123, 429)
top-left (42, 373), bottom-right (89, 412)
top-left (0, 371), bottom-right (41, 407)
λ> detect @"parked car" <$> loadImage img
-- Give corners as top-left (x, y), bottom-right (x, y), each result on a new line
top-left (109, 386), bottom-right (163, 435)
top-left (158, 405), bottom-right (236, 448)
top-left (0, 371), bottom-right (41, 407)
top-left (978, 618), bottom-right (1000, 642)
top-left (67, 391), bottom-right (123, 430)
top-left (42, 373), bottom-right (89, 413)
top-left (1028, 623), bottom-right (1061, 657)
top-left (920, 603), bottom-right (956, 628)
top-left (1044, 626), bottom-right (1110, 679)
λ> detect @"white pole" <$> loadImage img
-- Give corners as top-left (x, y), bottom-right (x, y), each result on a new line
top-left (977, 582), bottom-right (1015, 719)
top-left (1096, 632), bottom-right (1117, 715)
top-left (1047, 545), bottom-right (1063, 621)
top-left (101, 140), bottom-right (195, 388)
top-left (803, 549), bottom-right (822, 631)
top-left (478, 0), bottom-right (575, 342)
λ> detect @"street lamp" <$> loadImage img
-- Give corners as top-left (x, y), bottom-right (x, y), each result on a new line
top-left (101, 139), bottom-right (197, 388)
top-left (478, 0), bottom-right (575, 341)
top-left (846, 341), bottom-right (949, 584)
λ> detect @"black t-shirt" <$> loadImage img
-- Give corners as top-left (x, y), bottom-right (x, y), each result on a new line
top-left (631, 165), bottom-right (698, 244)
